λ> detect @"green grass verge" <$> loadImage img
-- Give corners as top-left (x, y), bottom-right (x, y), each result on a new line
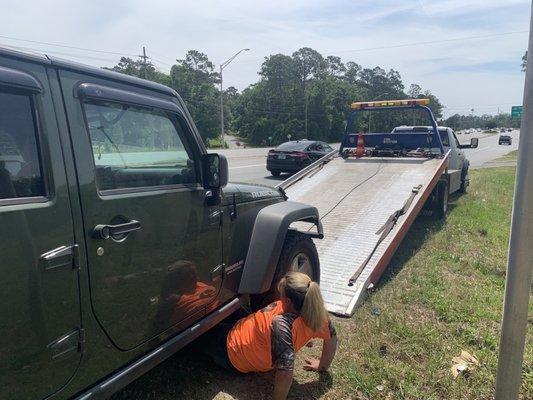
top-left (497, 150), bottom-right (518, 161)
top-left (112, 167), bottom-right (532, 400)
top-left (206, 137), bottom-right (229, 149)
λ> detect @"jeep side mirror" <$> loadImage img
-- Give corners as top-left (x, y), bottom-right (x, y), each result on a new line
top-left (202, 153), bottom-right (228, 190)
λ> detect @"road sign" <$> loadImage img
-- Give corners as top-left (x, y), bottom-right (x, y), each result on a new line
top-left (511, 105), bottom-right (523, 118)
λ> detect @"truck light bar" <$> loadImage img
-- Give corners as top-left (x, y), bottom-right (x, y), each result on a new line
top-left (351, 98), bottom-right (430, 109)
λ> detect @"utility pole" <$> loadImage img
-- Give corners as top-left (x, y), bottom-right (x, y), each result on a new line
top-left (304, 88), bottom-right (308, 138)
top-left (219, 48), bottom-right (250, 146)
top-left (494, 2), bottom-right (533, 398)
top-left (140, 46), bottom-right (148, 79)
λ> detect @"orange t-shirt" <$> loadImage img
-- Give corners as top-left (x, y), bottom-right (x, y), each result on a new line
top-left (226, 300), bottom-right (333, 373)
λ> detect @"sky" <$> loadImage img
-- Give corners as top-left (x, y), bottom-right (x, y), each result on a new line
top-left (0, 0), bottom-right (530, 117)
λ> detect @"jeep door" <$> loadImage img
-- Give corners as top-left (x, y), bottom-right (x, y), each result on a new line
top-left (59, 73), bottom-right (223, 350)
top-left (0, 59), bottom-right (81, 399)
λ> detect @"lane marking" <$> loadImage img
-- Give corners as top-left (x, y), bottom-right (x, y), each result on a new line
top-left (473, 146), bottom-right (491, 153)
top-left (229, 163), bottom-right (265, 170)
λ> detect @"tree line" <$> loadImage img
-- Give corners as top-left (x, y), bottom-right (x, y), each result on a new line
top-left (105, 48), bottom-right (511, 146)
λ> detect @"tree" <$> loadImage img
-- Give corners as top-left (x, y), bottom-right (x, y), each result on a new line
top-left (407, 84), bottom-right (422, 99)
top-left (105, 56), bottom-right (167, 83)
top-left (106, 48), bottom-right (446, 146)
top-left (325, 56), bottom-right (346, 77)
top-left (170, 51), bottom-right (221, 140)
top-left (522, 51), bottom-right (527, 72)
top-left (344, 61), bottom-right (361, 84)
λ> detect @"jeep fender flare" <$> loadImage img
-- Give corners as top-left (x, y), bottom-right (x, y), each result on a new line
top-left (238, 201), bottom-right (322, 294)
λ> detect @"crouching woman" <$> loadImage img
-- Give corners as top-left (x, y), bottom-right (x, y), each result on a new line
top-left (209, 271), bottom-right (338, 400)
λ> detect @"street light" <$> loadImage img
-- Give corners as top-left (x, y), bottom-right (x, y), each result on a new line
top-left (220, 48), bottom-right (250, 146)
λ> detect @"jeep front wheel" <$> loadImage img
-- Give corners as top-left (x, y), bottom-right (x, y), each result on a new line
top-left (250, 231), bottom-right (320, 310)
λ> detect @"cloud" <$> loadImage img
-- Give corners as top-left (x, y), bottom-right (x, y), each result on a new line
top-left (0, 0), bottom-right (529, 116)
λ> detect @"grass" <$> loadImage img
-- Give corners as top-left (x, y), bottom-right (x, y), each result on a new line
top-left (206, 137), bottom-right (229, 149)
top-left (112, 167), bottom-right (532, 400)
top-left (497, 150), bottom-right (518, 161)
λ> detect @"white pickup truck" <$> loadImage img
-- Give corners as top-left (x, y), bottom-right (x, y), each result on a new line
top-left (278, 99), bottom-right (478, 316)
top-left (392, 125), bottom-right (478, 194)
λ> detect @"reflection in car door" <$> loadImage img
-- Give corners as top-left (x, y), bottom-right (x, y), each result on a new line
top-left (60, 72), bottom-right (223, 351)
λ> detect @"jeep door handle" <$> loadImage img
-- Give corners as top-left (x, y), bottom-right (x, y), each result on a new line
top-left (92, 220), bottom-right (141, 240)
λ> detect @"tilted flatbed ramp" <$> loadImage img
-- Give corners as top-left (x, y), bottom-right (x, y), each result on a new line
top-left (279, 153), bottom-right (449, 316)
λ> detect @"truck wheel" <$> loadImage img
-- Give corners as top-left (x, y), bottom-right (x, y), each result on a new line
top-left (459, 167), bottom-right (468, 193)
top-left (434, 180), bottom-right (449, 219)
top-left (250, 231), bottom-right (320, 310)
top-left (271, 170), bottom-right (281, 177)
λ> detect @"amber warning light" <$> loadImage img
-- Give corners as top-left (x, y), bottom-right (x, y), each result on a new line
top-left (351, 98), bottom-right (430, 109)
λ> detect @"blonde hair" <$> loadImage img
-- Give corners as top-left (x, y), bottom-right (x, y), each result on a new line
top-left (278, 271), bottom-right (328, 331)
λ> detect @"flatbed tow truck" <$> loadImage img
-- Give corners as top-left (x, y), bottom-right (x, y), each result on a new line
top-left (278, 99), bottom-right (478, 316)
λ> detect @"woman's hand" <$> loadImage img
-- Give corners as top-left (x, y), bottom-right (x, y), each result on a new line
top-left (303, 358), bottom-right (321, 372)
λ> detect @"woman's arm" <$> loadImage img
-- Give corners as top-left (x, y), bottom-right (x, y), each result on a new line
top-left (319, 335), bottom-right (338, 371)
top-left (273, 369), bottom-right (294, 400)
top-left (303, 336), bottom-right (338, 372)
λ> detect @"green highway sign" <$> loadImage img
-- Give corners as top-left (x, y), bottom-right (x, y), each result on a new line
top-left (511, 105), bottom-right (523, 118)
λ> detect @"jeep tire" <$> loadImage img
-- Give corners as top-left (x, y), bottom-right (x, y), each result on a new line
top-left (250, 230), bottom-right (320, 310)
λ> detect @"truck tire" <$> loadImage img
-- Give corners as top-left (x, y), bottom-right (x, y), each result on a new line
top-left (270, 170), bottom-right (281, 177)
top-left (250, 230), bottom-right (320, 310)
top-left (459, 166), bottom-right (468, 193)
top-left (434, 180), bottom-right (449, 220)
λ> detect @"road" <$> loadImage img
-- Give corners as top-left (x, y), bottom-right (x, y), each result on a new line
top-left (213, 130), bottom-right (519, 187)
top-left (461, 130), bottom-right (520, 168)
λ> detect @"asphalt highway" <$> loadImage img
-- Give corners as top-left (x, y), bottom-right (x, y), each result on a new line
top-left (213, 130), bottom-right (520, 187)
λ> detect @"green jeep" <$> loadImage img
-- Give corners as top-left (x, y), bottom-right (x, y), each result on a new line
top-left (0, 47), bottom-right (322, 399)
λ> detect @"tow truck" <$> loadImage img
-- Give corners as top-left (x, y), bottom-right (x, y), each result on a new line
top-left (278, 99), bottom-right (478, 316)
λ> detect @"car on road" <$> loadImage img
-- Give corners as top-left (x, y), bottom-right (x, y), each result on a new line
top-left (0, 47), bottom-right (323, 400)
top-left (267, 139), bottom-right (334, 176)
top-left (499, 134), bottom-right (513, 145)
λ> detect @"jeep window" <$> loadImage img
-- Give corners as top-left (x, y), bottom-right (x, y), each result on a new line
top-left (82, 100), bottom-right (197, 191)
top-left (0, 88), bottom-right (45, 201)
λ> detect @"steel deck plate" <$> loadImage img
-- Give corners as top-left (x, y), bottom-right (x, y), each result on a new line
top-left (285, 156), bottom-right (445, 316)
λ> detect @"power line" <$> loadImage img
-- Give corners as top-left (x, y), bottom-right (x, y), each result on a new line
top-left (0, 43), bottom-right (120, 63)
top-left (0, 33), bottom-right (138, 56)
top-left (235, 30), bottom-right (529, 65)
top-left (334, 30), bottom-right (528, 54)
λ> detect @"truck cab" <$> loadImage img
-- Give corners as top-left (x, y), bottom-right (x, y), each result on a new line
top-left (392, 125), bottom-right (478, 193)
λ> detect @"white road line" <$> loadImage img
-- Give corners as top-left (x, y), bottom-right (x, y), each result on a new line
top-left (473, 146), bottom-right (491, 153)
top-left (229, 163), bottom-right (265, 170)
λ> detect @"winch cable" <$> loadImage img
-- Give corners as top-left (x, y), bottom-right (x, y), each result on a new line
top-left (348, 184), bottom-right (423, 286)
top-left (307, 158), bottom-right (385, 231)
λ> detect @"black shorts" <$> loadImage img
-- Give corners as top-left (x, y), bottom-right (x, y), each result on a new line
top-left (202, 322), bottom-right (239, 373)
